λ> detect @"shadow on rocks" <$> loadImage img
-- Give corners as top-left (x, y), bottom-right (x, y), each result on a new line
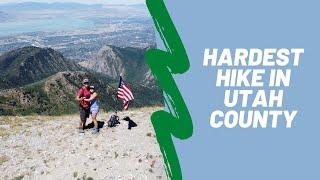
top-left (85, 121), bottom-right (105, 129)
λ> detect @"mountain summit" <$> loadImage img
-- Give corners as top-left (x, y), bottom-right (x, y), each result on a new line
top-left (0, 46), bottom-right (81, 89)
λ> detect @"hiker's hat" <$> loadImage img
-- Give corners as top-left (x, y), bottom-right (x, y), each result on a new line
top-left (90, 85), bottom-right (95, 89)
top-left (83, 78), bottom-right (89, 84)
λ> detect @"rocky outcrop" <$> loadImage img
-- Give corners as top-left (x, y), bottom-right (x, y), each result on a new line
top-left (79, 45), bottom-right (156, 87)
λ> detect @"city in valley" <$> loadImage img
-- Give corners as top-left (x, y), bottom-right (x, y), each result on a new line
top-left (0, 2), bottom-right (156, 61)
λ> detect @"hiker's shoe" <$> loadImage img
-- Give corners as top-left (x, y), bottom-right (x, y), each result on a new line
top-left (92, 128), bottom-right (99, 134)
top-left (78, 128), bottom-right (85, 133)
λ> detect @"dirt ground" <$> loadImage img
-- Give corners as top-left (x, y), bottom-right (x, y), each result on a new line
top-left (0, 107), bottom-right (166, 180)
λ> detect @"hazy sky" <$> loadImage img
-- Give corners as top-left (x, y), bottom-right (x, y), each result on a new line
top-left (0, 0), bottom-right (145, 5)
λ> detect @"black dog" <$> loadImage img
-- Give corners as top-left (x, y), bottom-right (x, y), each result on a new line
top-left (122, 116), bottom-right (137, 130)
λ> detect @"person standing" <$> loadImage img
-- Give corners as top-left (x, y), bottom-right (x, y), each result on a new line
top-left (76, 79), bottom-right (91, 133)
top-left (84, 86), bottom-right (100, 134)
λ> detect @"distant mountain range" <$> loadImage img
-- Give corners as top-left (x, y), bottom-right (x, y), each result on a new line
top-left (0, 46), bottom-right (162, 115)
top-left (0, 2), bottom-right (104, 10)
top-left (0, 2), bottom-right (146, 11)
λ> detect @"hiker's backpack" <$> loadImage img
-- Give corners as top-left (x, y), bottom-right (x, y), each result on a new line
top-left (108, 114), bottom-right (120, 127)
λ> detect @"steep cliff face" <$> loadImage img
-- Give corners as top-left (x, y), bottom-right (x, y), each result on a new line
top-left (79, 45), bottom-right (156, 87)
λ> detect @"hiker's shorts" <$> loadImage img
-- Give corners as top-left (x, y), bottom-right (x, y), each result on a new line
top-left (90, 107), bottom-right (99, 116)
top-left (79, 106), bottom-right (90, 120)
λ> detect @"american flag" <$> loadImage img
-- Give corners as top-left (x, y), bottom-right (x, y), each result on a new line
top-left (117, 76), bottom-right (134, 110)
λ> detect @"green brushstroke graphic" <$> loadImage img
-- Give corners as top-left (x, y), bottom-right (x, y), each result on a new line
top-left (145, 0), bottom-right (193, 179)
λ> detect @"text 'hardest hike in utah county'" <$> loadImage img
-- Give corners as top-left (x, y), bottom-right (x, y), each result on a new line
top-left (203, 48), bottom-right (304, 128)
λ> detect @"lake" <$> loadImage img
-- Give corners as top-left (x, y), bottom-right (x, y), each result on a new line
top-left (0, 17), bottom-right (95, 37)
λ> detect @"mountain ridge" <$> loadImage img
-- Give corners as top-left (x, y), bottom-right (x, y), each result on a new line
top-left (0, 46), bottom-right (162, 115)
top-left (0, 46), bottom-right (82, 89)
top-left (0, 71), bottom-right (162, 115)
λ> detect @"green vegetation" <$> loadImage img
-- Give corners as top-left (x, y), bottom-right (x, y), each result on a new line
top-left (13, 175), bottom-right (24, 180)
top-left (0, 71), bottom-right (162, 116)
top-left (0, 46), bottom-right (81, 89)
top-left (0, 46), bottom-right (163, 116)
